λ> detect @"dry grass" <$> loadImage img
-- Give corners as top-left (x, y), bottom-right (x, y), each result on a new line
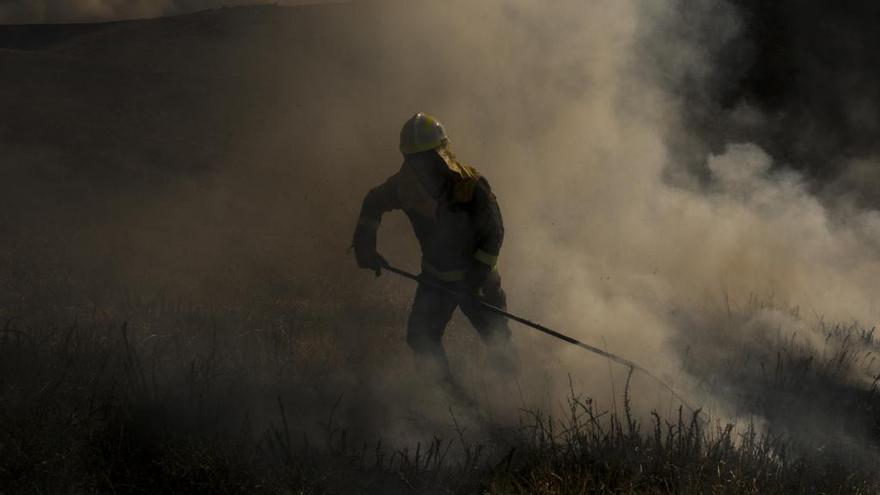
top-left (2, 289), bottom-right (880, 494)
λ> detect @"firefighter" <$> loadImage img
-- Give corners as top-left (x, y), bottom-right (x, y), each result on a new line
top-left (352, 113), bottom-right (518, 384)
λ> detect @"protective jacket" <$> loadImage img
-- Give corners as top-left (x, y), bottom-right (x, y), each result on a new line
top-left (355, 150), bottom-right (504, 282)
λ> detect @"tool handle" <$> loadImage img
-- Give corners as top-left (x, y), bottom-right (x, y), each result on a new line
top-left (381, 263), bottom-right (698, 414)
top-left (383, 264), bottom-right (637, 366)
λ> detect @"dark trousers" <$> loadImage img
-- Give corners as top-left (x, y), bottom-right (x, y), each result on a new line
top-left (406, 269), bottom-right (518, 381)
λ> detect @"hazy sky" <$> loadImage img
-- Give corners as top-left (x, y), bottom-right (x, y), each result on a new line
top-left (0, 0), bottom-right (336, 24)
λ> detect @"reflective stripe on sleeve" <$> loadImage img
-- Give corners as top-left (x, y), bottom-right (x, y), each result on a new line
top-left (473, 249), bottom-right (498, 266)
top-left (421, 260), bottom-right (466, 282)
top-left (357, 216), bottom-right (381, 230)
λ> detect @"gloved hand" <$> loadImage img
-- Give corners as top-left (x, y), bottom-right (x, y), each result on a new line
top-left (464, 262), bottom-right (493, 295)
top-left (353, 224), bottom-right (387, 276)
top-left (356, 249), bottom-right (388, 277)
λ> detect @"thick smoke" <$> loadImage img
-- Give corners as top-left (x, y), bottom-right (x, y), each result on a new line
top-left (3, 0), bottom-right (880, 452)
top-left (414, 0), bottom-right (880, 420)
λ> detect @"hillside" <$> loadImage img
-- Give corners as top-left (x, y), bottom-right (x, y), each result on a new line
top-left (0, 3), bottom-right (418, 304)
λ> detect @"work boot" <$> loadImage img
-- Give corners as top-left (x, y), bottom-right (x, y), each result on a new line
top-left (441, 373), bottom-right (479, 411)
top-left (483, 332), bottom-right (520, 381)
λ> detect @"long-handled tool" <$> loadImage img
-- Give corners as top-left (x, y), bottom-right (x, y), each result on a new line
top-left (383, 263), bottom-right (697, 413)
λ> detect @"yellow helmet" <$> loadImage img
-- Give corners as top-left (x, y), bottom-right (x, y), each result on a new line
top-left (399, 112), bottom-right (449, 154)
